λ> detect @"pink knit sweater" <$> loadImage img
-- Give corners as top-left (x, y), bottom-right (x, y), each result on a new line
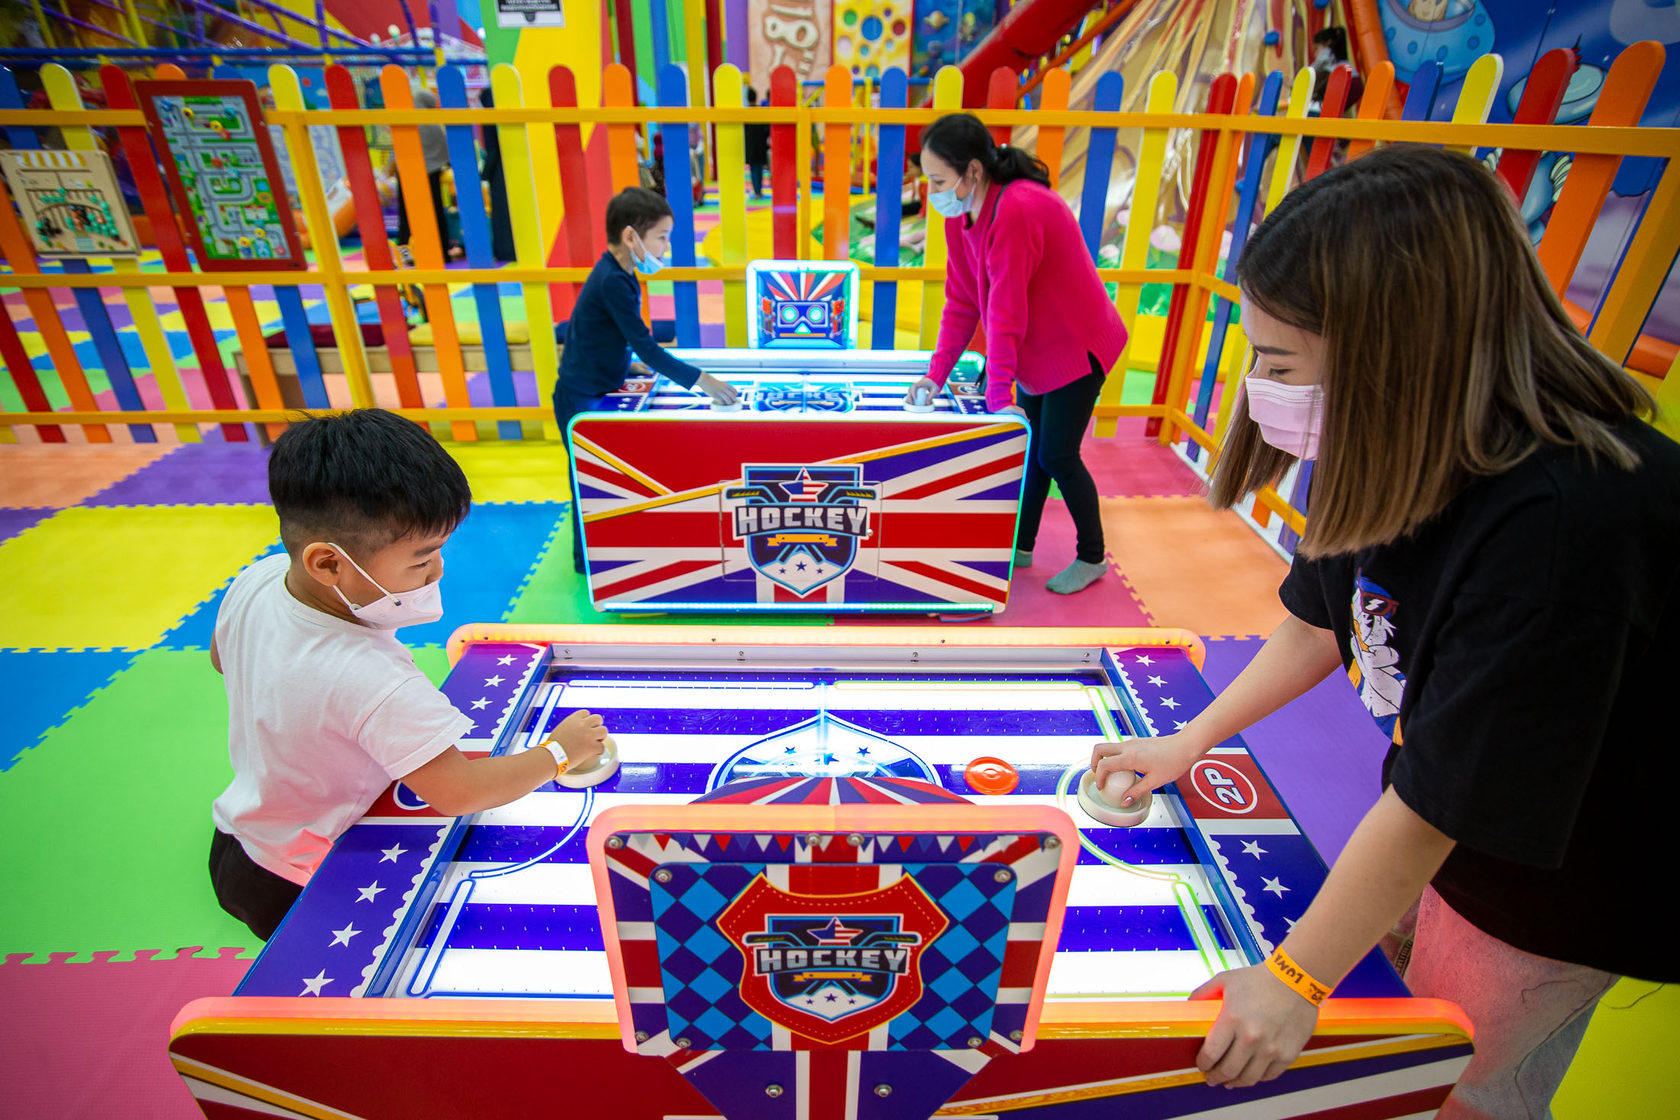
top-left (928, 180), bottom-right (1127, 412)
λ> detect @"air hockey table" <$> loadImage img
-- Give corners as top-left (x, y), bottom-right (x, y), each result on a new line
top-left (570, 348), bottom-right (1029, 616)
top-left (169, 625), bottom-right (1473, 1120)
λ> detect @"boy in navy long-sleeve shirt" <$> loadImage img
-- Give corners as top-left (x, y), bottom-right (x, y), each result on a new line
top-left (556, 187), bottom-right (737, 571)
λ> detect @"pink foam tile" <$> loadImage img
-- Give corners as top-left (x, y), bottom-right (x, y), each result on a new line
top-left (0, 948), bottom-right (251, 1120)
top-left (1081, 422), bottom-right (1206, 498)
top-left (838, 501), bottom-right (1150, 629)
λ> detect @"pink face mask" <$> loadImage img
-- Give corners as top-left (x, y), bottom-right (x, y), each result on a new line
top-left (1243, 376), bottom-right (1324, 460)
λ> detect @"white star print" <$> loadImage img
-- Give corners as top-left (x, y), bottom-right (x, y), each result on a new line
top-left (483, 675), bottom-right (504, 687)
top-left (496, 654), bottom-right (516, 665)
top-left (1284, 916), bottom-right (1298, 932)
top-left (1159, 696), bottom-right (1179, 710)
top-left (1241, 840), bottom-right (1267, 859)
top-left (379, 844), bottom-right (407, 863)
top-left (470, 697), bottom-right (490, 710)
top-left (329, 924), bottom-right (361, 947)
top-left (1135, 654), bottom-right (1155, 666)
top-left (1262, 876), bottom-right (1288, 897)
top-left (1147, 675), bottom-right (1166, 687)
top-left (1173, 720), bottom-right (1188, 731)
top-left (356, 881), bottom-right (385, 903)
top-left (300, 970), bottom-right (332, 996)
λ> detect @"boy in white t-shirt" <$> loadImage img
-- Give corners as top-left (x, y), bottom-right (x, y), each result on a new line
top-left (209, 409), bottom-right (607, 940)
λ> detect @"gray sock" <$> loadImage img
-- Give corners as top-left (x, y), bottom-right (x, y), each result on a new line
top-left (1046, 558), bottom-right (1107, 595)
top-left (1013, 549), bottom-right (1033, 568)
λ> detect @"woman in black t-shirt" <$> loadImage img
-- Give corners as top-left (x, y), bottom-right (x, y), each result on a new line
top-left (1089, 146), bottom-right (1678, 1113)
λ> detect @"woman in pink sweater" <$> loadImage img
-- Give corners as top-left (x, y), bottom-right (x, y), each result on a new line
top-left (906, 113), bottom-right (1127, 594)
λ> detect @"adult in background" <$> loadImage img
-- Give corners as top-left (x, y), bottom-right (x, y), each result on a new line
top-left (905, 113), bottom-right (1127, 595)
top-left (744, 87), bottom-right (771, 200)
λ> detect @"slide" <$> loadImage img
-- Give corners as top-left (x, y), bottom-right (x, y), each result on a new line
top-left (955, 0), bottom-right (1111, 108)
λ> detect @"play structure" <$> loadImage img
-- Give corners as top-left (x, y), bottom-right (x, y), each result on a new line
top-left (3, 4), bottom-right (1679, 1119)
top-left (0, 3), bottom-right (1674, 542)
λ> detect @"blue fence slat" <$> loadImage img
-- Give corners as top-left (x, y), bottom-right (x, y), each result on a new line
top-left (871, 67), bottom-right (908, 350)
top-left (1401, 60), bottom-right (1442, 124)
top-left (658, 64), bottom-right (701, 347)
top-left (1078, 71), bottom-right (1124, 261)
top-left (438, 65), bottom-right (520, 439)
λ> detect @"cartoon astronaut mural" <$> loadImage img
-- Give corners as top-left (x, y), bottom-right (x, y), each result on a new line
top-left (1380, 0), bottom-right (1496, 85)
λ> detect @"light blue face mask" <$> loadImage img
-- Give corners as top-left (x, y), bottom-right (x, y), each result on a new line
top-left (929, 175), bottom-right (970, 219)
top-left (631, 233), bottom-right (666, 275)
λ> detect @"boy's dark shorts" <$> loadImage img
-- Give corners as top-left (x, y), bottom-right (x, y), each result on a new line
top-left (210, 829), bottom-right (304, 942)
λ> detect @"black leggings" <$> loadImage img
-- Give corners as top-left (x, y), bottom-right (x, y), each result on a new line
top-left (1015, 358), bottom-right (1106, 564)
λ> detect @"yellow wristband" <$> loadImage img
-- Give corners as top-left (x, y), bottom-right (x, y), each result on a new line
top-left (541, 740), bottom-right (571, 779)
top-left (1266, 947), bottom-right (1330, 1007)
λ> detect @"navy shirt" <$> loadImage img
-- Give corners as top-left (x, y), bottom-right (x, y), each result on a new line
top-left (1279, 419), bottom-right (1680, 982)
top-left (557, 252), bottom-right (703, 401)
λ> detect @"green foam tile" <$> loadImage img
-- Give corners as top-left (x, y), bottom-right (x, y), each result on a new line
top-left (0, 648), bottom-right (261, 962)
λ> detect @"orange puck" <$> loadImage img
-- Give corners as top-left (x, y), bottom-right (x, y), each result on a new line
top-left (964, 756), bottom-right (1019, 796)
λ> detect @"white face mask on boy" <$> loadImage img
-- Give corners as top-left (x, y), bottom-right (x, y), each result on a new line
top-left (1243, 377), bottom-right (1325, 460)
top-left (328, 543), bottom-right (445, 629)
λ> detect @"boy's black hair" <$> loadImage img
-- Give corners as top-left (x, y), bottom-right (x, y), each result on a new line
top-left (268, 409), bottom-right (472, 558)
top-left (747, 87), bottom-right (759, 104)
top-left (605, 186), bottom-right (673, 245)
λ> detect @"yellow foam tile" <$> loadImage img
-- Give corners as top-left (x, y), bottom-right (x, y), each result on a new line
top-left (1557, 979), bottom-right (1680, 1117)
top-left (0, 505), bottom-right (280, 650)
top-left (0, 445), bottom-right (177, 508)
top-left (442, 438), bottom-right (570, 504)
top-left (20, 333), bottom-right (49, 358)
top-left (1099, 496), bottom-right (1290, 639)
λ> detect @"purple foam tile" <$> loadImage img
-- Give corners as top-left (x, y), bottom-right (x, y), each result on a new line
top-left (697, 322), bottom-right (726, 348)
top-left (84, 442), bottom-right (273, 506)
top-left (1201, 637), bottom-right (1391, 862)
top-left (0, 507), bottom-right (52, 543)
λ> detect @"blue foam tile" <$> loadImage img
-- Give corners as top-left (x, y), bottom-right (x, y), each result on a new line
top-left (0, 650), bottom-right (137, 771)
top-left (400, 502), bottom-right (566, 646)
top-left (0, 508), bottom-right (52, 543)
top-left (156, 541), bottom-right (287, 651)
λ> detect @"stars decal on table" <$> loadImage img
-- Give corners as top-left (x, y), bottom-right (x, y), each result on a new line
top-left (379, 844), bottom-right (407, 864)
top-left (470, 697), bottom-right (491, 710)
top-left (483, 675), bottom-right (504, 688)
top-left (1262, 876), bottom-right (1288, 898)
top-left (1147, 675), bottom-right (1166, 687)
top-left (300, 970), bottom-right (332, 996)
top-left (356, 881), bottom-right (385, 903)
top-left (1240, 840), bottom-right (1267, 859)
top-left (329, 923), bottom-right (360, 947)
top-left (496, 654), bottom-right (516, 666)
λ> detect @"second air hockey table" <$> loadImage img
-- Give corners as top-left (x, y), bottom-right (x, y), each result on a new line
top-left (169, 625), bottom-right (1473, 1120)
top-left (569, 348), bottom-right (1029, 616)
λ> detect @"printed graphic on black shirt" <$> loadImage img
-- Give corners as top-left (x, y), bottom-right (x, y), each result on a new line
top-left (1348, 571), bottom-right (1405, 742)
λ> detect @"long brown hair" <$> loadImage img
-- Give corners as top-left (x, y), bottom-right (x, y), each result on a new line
top-left (1210, 145), bottom-right (1653, 557)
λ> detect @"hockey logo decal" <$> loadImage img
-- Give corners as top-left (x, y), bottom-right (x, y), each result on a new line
top-left (717, 873), bottom-right (948, 1044)
top-left (726, 464), bottom-right (876, 596)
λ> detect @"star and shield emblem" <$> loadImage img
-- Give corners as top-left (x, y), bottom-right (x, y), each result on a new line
top-left (716, 872), bottom-right (949, 1045)
top-left (725, 464), bottom-right (876, 596)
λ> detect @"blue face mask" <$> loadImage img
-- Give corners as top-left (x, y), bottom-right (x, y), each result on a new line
top-left (929, 174), bottom-right (971, 219)
top-left (631, 233), bottom-right (665, 275)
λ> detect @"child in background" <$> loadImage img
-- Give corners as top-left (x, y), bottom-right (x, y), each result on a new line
top-left (209, 409), bottom-right (609, 940)
top-left (554, 187), bottom-right (739, 572)
top-left (1090, 146), bottom-right (1676, 1113)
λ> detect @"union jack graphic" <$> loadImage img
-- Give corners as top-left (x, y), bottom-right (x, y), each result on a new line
top-left (568, 414), bottom-right (1029, 611)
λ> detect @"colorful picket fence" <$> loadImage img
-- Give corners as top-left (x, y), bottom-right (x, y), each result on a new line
top-left (0, 47), bottom-right (1676, 545)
